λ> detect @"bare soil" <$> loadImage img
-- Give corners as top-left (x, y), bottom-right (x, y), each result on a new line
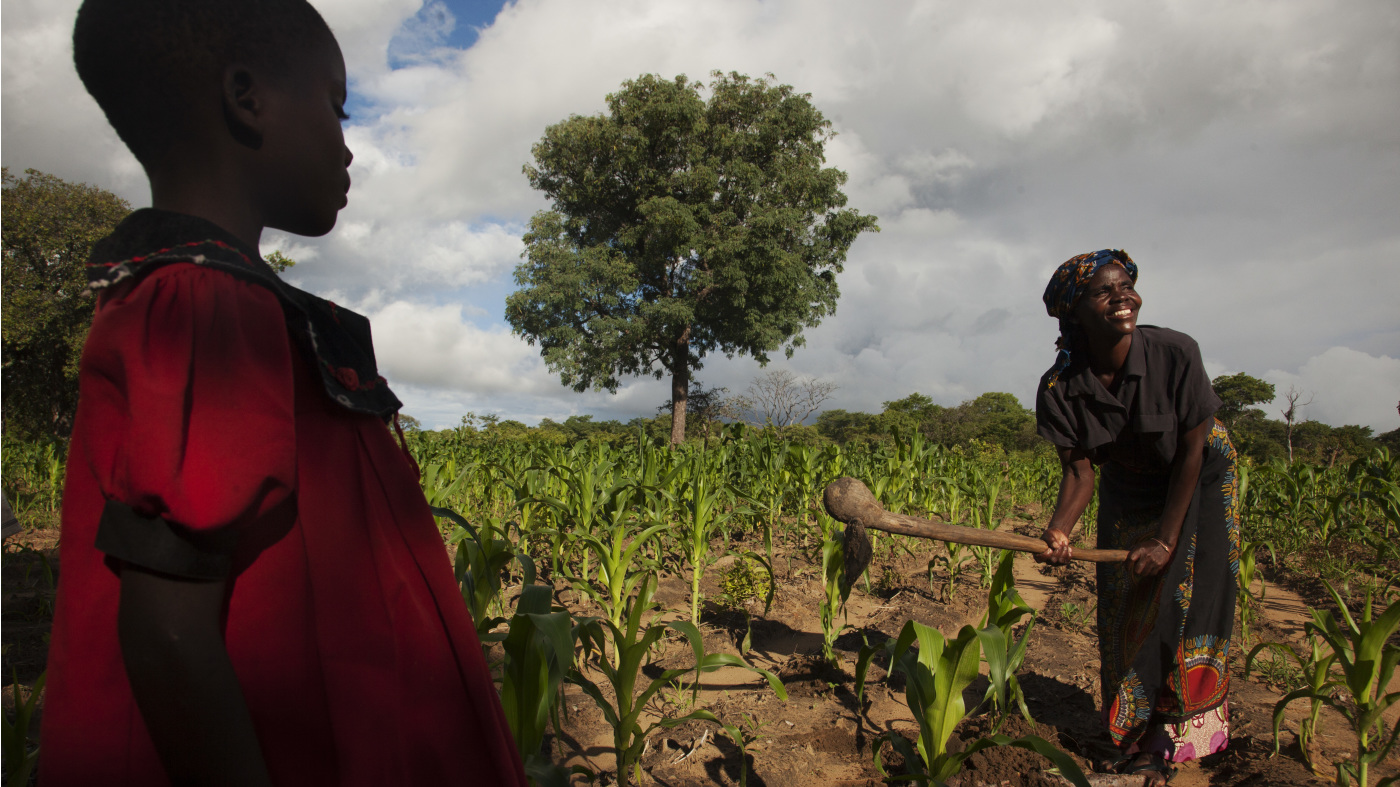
top-left (5, 504), bottom-right (1397, 786)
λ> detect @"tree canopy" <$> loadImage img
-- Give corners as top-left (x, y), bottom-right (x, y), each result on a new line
top-left (816, 391), bottom-right (1039, 453)
top-left (2, 168), bottom-right (131, 439)
top-left (265, 250), bottom-right (297, 273)
top-left (1212, 372), bottom-right (1275, 430)
top-left (506, 72), bottom-right (878, 444)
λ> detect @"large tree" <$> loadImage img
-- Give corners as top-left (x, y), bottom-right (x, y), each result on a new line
top-left (2, 168), bottom-right (131, 439)
top-left (506, 72), bottom-right (878, 444)
top-left (1211, 372), bottom-right (1275, 431)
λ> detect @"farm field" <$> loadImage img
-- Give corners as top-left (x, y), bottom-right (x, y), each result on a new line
top-left (4, 430), bottom-right (1398, 786)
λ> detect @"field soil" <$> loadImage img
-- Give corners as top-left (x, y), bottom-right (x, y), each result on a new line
top-left (5, 503), bottom-right (1398, 786)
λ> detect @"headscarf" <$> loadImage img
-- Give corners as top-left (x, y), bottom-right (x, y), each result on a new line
top-left (1041, 249), bottom-right (1137, 388)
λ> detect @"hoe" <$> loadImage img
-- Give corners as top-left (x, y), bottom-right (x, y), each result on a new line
top-left (822, 477), bottom-right (1128, 591)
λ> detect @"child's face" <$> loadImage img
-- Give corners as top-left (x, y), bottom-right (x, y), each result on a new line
top-left (254, 37), bottom-right (353, 238)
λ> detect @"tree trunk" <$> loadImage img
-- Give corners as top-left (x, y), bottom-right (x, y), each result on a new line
top-left (669, 329), bottom-right (691, 446)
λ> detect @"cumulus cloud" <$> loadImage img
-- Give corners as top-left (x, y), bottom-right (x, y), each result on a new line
top-left (1259, 348), bottom-right (1400, 433)
top-left (4, 0), bottom-right (1397, 430)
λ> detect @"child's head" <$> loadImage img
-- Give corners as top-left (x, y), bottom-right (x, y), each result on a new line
top-left (74, 0), bottom-right (353, 237)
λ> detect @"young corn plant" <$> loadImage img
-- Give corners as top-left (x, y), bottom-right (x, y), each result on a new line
top-left (818, 511), bottom-right (855, 665)
top-left (491, 462), bottom-right (553, 568)
top-left (1236, 537), bottom-right (1274, 645)
top-left (1264, 583), bottom-right (1399, 787)
top-left (497, 584), bottom-right (585, 787)
top-left (421, 458), bottom-right (473, 512)
top-left (570, 484), bottom-right (668, 665)
top-left (977, 551), bottom-right (1037, 727)
top-left (533, 456), bottom-right (620, 578)
top-left (854, 622), bottom-right (1089, 787)
top-left (2, 670), bottom-right (44, 787)
top-left (678, 459), bottom-right (739, 626)
top-left (682, 711), bottom-right (769, 787)
top-left (929, 475), bottom-right (974, 599)
top-left (571, 574), bottom-right (787, 787)
top-left (964, 495), bottom-right (999, 589)
top-left (1246, 634), bottom-right (1335, 775)
top-left (435, 507), bottom-right (536, 646)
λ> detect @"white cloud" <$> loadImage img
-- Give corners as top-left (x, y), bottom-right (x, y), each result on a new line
top-left (365, 300), bottom-right (548, 393)
top-left (1260, 348), bottom-right (1400, 434)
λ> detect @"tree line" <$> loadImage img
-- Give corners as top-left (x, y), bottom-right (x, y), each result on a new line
top-left (401, 374), bottom-right (1396, 467)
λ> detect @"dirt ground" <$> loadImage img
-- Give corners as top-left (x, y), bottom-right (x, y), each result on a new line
top-left (4, 503), bottom-right (1398, 786)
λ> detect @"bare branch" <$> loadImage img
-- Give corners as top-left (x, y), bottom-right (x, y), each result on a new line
top-left (1279, 385), bottom-right (1315, 463)
top-left (742, 369), bottom-right (838, 427)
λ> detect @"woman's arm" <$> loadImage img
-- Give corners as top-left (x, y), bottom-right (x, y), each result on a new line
top-left (118, 564), bottom-right (273, 787)
top-left (1036, 445), bottom-right (1095, 565)
top-left (1124, 416), bottom-right (1212, 577)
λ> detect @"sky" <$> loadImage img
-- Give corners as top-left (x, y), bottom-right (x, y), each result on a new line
top-left (4, 0), bottom-right (1399, 433)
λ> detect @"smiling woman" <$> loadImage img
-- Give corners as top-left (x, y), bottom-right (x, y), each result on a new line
top-left (1032, 250), bottom-right (1239, 787)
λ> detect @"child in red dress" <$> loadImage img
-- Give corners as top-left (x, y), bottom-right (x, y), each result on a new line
top-left (41, 1), bottom-right (527, 784)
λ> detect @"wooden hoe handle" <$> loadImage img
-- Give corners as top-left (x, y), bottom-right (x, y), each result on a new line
top-left (822, 477), bottom-right (1128, 563)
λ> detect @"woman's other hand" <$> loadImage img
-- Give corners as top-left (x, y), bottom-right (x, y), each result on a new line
top-left (1126, 539), bottom-right (1173, 577)
top-left (1035, 528), bottom-right (1073, 565)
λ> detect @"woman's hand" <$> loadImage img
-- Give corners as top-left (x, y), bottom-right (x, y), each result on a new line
top-left (1125, 538), bottom-right (1173, 577)
top-left (1035, 527), bottom-right (1073, 565)
top-left (1038, 446), bottom-right (1093, 567)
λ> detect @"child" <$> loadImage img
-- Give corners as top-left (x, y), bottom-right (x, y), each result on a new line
top-left (42, 1), bottom-right (527, 784)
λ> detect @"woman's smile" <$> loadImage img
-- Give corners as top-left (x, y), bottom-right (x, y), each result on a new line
top-left (1074, 264), bottom-right (1142, 338)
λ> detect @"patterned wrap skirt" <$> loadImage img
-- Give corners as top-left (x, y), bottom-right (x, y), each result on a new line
top-left (1096, 420), bottom-right (1240, 760)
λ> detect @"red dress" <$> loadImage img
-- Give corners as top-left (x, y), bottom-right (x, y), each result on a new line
top-left (41, 264), bottom-right (526, 786)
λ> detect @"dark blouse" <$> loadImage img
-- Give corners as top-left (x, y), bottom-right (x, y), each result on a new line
top-left (1036, 325), bottom-right (1221, 474)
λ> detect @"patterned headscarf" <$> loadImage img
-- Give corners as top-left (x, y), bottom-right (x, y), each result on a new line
top-left (1041, 249), bottom-right (1138, 388)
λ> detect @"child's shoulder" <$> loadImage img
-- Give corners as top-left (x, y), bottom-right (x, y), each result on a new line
top-left (97, 261), bottom-right (285, 322)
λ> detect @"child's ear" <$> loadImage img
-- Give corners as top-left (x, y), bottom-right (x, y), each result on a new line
top-left (221, 64), bottom-right (264, 151)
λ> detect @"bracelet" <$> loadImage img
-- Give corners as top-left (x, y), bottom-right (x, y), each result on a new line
top-left (1150, 538), bottom-right (1173, 554)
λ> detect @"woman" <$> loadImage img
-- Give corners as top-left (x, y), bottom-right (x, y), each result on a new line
top-left (1034, 250), bottom-right (1239, 785)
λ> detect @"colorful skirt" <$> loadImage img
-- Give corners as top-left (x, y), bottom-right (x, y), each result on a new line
top-left (1096, 420), bottom-right (1240, 760)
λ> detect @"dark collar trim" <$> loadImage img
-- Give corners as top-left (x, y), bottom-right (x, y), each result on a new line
top-left (86, 210), bottom-right (403, 419)
top-left (1058, 330), bottom-right (1144, 406)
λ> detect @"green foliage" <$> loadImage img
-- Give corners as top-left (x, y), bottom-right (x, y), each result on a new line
top-left (1256, 583), bottom-right (1400, 787)
top-left (2, 168), bottom-right (131, 438)
top-left (9, 390), bottom-right (1396, 785)
top-left (677, 454), bottom-right (740, 625)
top-left (816, 390), bottom-right (1040, 454)
top-left (1236, 537), bottom-right (1274, 645)
top-left (507, 71), bottom-right (877, 442)
top-left (498, 584), bottom-right (580, 785)
top-left (571, 574), bottom-right (787, 787)
top-left (854, 621), bottom-right (1088, 787)
top-left (558, 481), bottom-right (668, 659)
top-left (1247, 635), bottom-right (1336, 775)
top-left (434, 507), bottom-right (537, 647)
top-left (978, 552), bottom-right (1037, 726)
top-left (2, 670), bottom-right (44, 787)
top-left (719, 555), bottom-right (773, 608)
top-left (690, 711), bottom-right (769, 787)
top-left (1212, 372), bottom-right (1276, 430)
top-left (818, 512), bottom-right (854, 665)
top-left (1227, 408), bottom-right (1380, 466)
top-left (1, 434), bottom-right (66, 521)
top-left (264, 249), bottom-right (296, 273)
top-left (1058, 600), bottom-right (1095, 633)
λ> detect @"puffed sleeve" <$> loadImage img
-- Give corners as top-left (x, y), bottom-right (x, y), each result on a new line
top-left (1172, 335), bottom-right (1223, 433)
top-left (86, 264), bottom-right (297, 579)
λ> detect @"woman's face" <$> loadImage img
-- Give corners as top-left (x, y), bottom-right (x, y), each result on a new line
top-left (1071, 263), bottom-right (1141, 339)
